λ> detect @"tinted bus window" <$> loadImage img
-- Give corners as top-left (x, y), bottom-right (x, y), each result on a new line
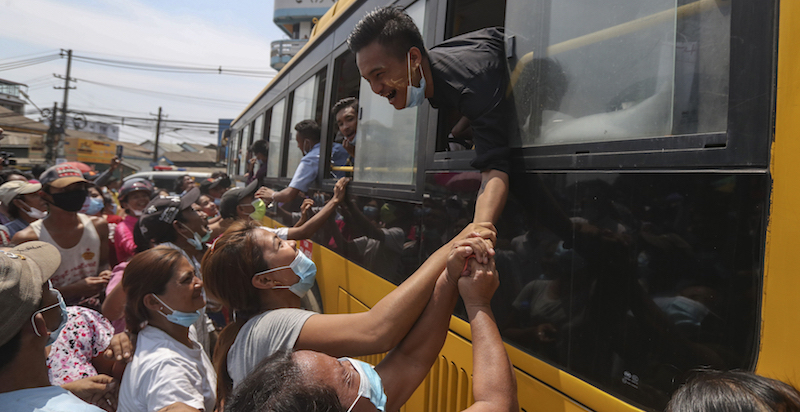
top-left (267, 99), bottom-right (286, 178)
top-left (506, 0), bottom-right (730, 146)
top-left (354, 0), bottom-right (425, 185)
top-left (286, 69), bottom-right (326, 178)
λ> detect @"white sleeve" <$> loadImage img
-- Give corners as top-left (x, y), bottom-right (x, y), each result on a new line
top-left (144, 358), bottom-right (207, 412)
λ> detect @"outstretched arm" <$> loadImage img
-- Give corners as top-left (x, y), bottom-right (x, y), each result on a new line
top-left (295, 224), bottom-right (496, 357)
top-left (461, 259), bottom-right (518, 412)
top-left (287, 178), bottom-right (349, 240)
top-left (474, 169), bottom-right (509, 224)
top-left (376, 237), bottom-right (492, 411)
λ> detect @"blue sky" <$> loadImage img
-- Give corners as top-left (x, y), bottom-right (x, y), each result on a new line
top-left (0, 0), bottom-right (291, 145)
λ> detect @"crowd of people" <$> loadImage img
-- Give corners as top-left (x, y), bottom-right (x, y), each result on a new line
top-left (0, 6), bottom-right (798, 412)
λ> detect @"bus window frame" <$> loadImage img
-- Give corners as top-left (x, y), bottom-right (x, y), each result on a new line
top-left (316, 0), bottom-right (433, 202)
top-left (424, 0), bottom-right (776, 173)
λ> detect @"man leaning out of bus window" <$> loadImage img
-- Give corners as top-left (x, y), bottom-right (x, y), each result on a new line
top-left (259, 120), bottom-right (349, 205)
top-left (348, 6), bottom-right (514, 225)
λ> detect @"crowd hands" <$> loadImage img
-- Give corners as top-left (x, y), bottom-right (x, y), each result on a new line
top-left (0, 150), bottom-right (524, 412)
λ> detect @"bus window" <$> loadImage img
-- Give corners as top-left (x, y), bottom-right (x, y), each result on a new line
top-left (329, 51), bottom-right (360, 172)
top-left (445, 0), bottom-right (506, 39)
top-left (286, 68), bottom-right (327, 179)
top-left (354, 0), bottom-right (425, 185)
top-left (267, 99), bottom-right (286, 178)
top-left (506, 0), bottom-right (730, 146)
top-left (237, 123), bottom-right (250, 176)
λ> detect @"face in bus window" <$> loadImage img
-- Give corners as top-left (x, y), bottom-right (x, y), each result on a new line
top-left (336, 106), bottom-right (358, 141)
top-left (356, 42), bottom-right (424, 110)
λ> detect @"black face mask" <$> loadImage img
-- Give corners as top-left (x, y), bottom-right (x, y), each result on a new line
top-left (50, 189), bottom-right (88, 212)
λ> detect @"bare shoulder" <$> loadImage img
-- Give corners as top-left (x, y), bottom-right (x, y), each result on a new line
top-left (89, 215), bottom-right (109, 234)
top-left (11, 226), bottom-right (38, 245)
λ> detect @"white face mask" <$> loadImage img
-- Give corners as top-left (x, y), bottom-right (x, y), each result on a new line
top-left (20, 201), bottom-right (47, 219)
top-left (405, 51), bottom-right (427, 109)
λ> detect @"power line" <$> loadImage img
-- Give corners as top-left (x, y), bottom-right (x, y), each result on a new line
top-left (71, 54), bottom-right (275, 78)
top-left (0, 54), bottom-right (61, 72)
top-left (72, 76), bottom-right (247, 106)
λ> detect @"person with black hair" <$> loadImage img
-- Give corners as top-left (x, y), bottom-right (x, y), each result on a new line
top-left (349, 6), bottom-right (512, 225)
top-left (260, 120), bottom-right (349, 205)
top-left (225, 241), bottom-right (518, 412)
top-left (667, 370), bottom-right (800, 412)
top-left (332, 97), bottom-right (358, 159)
top-left (246, 140), bottom-right (269, 184)
top-left (173, 175), bottom-right (194, 195)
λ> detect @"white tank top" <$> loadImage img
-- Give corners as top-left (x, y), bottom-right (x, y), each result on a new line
top-left (31, 213), bottom-right (101, 290)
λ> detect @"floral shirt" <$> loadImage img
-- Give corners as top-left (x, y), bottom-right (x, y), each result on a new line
top-left (47, 307), bottom-right (114, 385)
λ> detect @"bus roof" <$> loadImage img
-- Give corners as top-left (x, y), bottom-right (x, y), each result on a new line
top-left (233, 0), bottom-right (360, 125)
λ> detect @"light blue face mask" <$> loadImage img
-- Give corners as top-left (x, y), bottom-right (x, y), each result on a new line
top-left (179, 222), bottom-right (212, 251)
top-left (340, 357), bottom-right (387, 412)
top-left (151, 294), bottom-right (203, 327)
top-left (254, 250), bottom-right (317, 297)
top-left (404, 51), bottom-right (427, 109)
top-left (31, 282), bottom-right (68, 346)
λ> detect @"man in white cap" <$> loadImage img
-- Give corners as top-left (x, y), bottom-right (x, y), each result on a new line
top-left (0, 180), bottom-right (47, 237)
top-left (12, 164), bottom-right (111, 306)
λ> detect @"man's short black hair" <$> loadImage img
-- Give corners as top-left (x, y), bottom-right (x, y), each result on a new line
top-left (249, 139), bottom-right (268, 156)
top-left (348, 6), bottom-right (427, 61)
top-left (332, 97), bottom-right (358, 119)
top-left (294, 120), bottom-right (321, 143)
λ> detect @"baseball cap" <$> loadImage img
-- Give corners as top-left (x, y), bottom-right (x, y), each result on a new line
top-left (219, 180), bottom-right (260, 219)
top-left (138, 187), bottom-right (201, 242)
top-left (0, 241), bottom-right (61, 346)
top-left (38, 164), bottom-right (88, 189)
top-left (0, 180), bottom-right (42, 206)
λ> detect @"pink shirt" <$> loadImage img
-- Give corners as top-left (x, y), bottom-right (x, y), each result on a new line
top-left (114, 215), bottom-right (138, 263)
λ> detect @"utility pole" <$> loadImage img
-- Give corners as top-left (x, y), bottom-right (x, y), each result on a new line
top-left (54, 49), bottom-right (75, 161)
top-left (152, 107), bottom-right (163, 165)
top-left (44, 102), bottom-right (60, 165)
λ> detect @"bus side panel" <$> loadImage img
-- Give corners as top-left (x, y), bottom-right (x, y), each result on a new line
top-left (758, 0), bottom-right (800, 383)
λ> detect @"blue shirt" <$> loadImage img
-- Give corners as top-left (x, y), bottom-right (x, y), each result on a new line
top-left (0, 386), bottom-right (105, 412)
top-left (288, 142), bottom-right (349, 192)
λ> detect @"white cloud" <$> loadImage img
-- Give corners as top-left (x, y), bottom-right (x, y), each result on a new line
top-left (0, 0), bottom-right (283, 146)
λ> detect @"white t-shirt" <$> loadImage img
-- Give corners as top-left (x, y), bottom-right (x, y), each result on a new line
top-left (119, 326), bottom-right (216, 412)
top-left (0, 386), bottom-right (104, 412)
top-left (228, 308), bottom-right (315, 388)
top-left (30, 214), bottom-right (100, 293)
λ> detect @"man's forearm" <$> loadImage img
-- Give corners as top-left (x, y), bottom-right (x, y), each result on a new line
top-left (474, 170), bottom-right (509, 224)
top-left (466, 303), bottom-right (518, 411)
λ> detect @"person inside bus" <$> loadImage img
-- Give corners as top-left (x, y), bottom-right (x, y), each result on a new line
top-left (259, 120), bottom-right (349, 205)
top-left (211, 177), bottom-right (351, 243)
top-left (348, 6), bottom-right (512, 225)
top-left (224, 240), bottom-right (518, 412)
top-left (332, 97), bottom-right (358, 159)
top-left (245, 140), bottom-right (269, 185)
top-left (666, 370), bottom-right (800, 412)
top-left (200, 218), bottom-right (496, 406)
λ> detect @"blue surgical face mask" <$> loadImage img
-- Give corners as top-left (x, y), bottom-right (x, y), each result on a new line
top-left (151, 294), bottom-right (203, 328)
top-left (405, 51), bottom-right (427, 109)
top-left (80, 197), bottom-right (104, 216)
top-left (31, 283), bottom-right (68, 346)
top-left (254, 250), bottom-right (317, 297)
top-left (213, 198), bottom-right (221, 207)
top-left (179, 222), bottom-right (212, 251)
top-left (363, 205), bottom-right (379, 218)
top-left (340, 357), bottom-right (387, 412)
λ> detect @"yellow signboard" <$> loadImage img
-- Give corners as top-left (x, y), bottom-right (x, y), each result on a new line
top-left (76, 138), bottom-right (117, 164)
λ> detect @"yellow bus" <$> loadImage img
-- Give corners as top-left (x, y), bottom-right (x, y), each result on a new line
top-left (227, 0), bottom-right (798, 410)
